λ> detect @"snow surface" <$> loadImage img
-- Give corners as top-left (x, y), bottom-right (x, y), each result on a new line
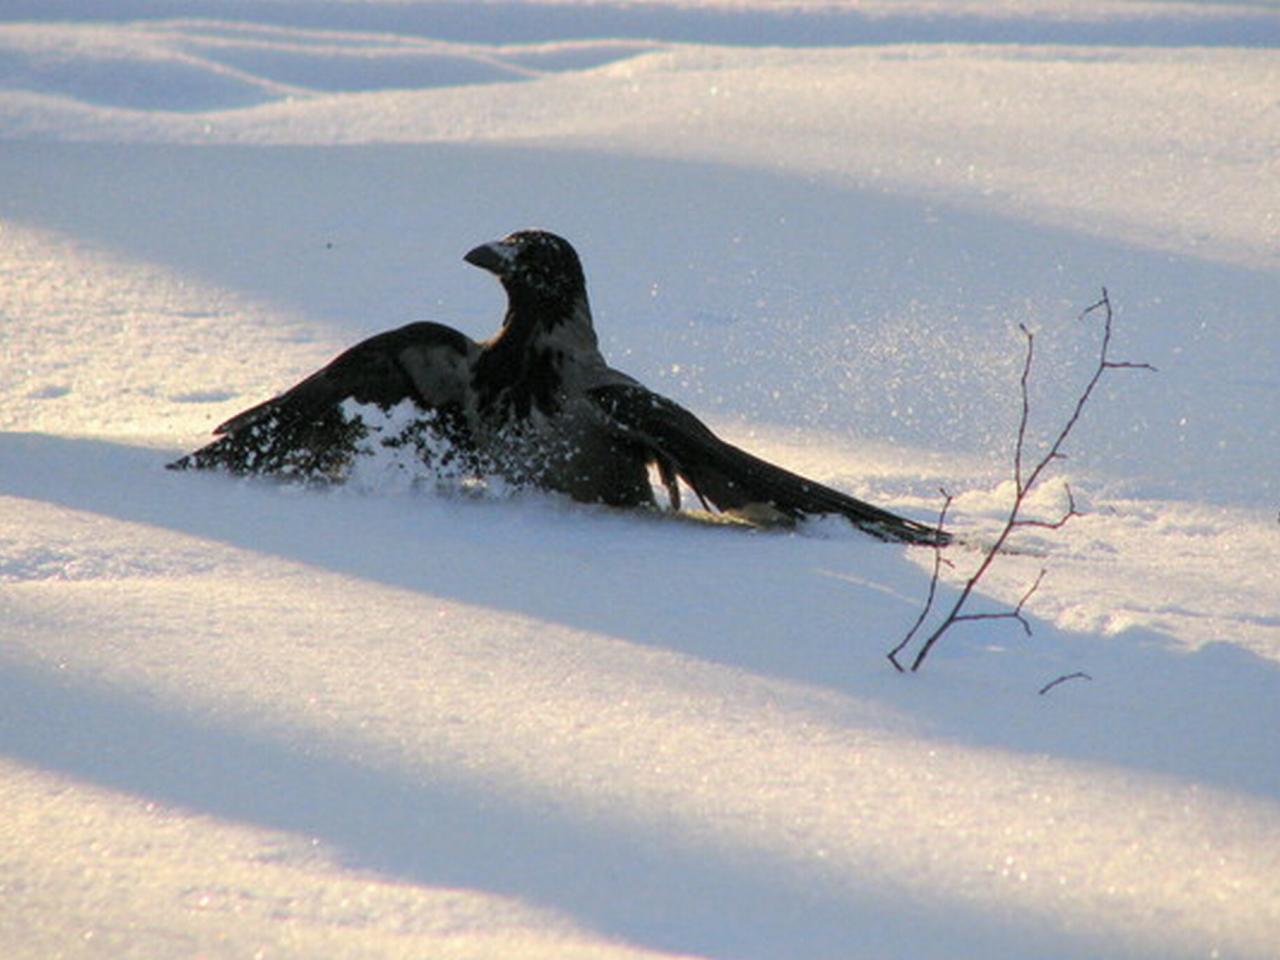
top-left (2, 1), bottom-right (1279, 957)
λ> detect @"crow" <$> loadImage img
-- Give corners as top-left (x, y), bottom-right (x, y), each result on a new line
top-left (169, 229), bottom-right (948, 546)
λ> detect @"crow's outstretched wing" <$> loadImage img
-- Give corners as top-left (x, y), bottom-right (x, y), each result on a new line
top-left (589, 383), bottom-right (949, 546)
top-left (168, 322), bottom-right (478, 480)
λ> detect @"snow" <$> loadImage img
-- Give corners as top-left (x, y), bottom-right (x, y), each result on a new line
top-left (2, 1), bottom-right (1278, 957)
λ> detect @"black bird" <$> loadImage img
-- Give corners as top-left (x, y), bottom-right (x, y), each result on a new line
top-left (169, 230), bottom-right (948, 546)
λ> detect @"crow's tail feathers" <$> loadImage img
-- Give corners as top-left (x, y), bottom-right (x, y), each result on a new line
top-left (591, 384), bottom-right (950, 547)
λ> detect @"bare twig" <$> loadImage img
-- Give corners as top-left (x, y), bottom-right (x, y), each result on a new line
top-left (947, 567), bottom-right (1046, 637)
top-left (1013, 323), bottom-right (1034, 494)
top-left (1038, 671), bottom-right (1093, 695)
top-left (887, 490), bottom-right (954, 671)
top-left (890, 289), bottom-right (1154, 673)
top-left (1012, 483), bottom-right (1080, 531)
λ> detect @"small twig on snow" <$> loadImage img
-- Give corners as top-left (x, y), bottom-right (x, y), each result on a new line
top-left (887, 490), bottom-right (954, 671)
top-left (1038, 671), bottom-right (1093, 696)
top-left (889, 289), bottom-right (1154, 673)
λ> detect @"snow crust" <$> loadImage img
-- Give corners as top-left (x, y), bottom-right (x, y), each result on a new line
top-left (2, 1), bottom-right (1278, 957)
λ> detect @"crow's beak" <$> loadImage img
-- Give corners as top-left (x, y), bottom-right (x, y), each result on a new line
top-left (463, 240), bottom-right (515, 276)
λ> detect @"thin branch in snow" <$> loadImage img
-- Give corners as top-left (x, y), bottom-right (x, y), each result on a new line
top-left (946, 567), bottom-right (1046, 638)
top-left (1039, 671), bottom-right (1093, 695)
top-left (888, 289), bottom-right (1155, 674)
top-left (887, 489), bottom-right (954, 672)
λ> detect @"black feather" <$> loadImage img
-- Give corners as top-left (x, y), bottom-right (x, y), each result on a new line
top-left (168, 321), bottom-right (476, 478)
top-left (588, 384), bottom-right (950, 546)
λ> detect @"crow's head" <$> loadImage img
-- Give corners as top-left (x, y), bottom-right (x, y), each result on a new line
top-left (465, 230), bottom-right (587, 313)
